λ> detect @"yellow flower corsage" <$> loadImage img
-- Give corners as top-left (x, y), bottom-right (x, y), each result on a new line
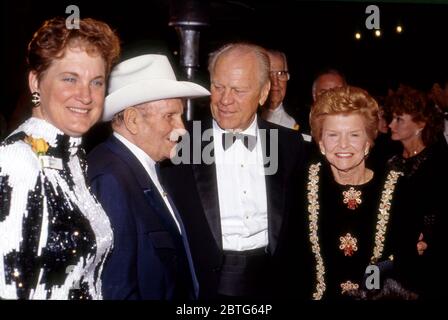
top-left (25, 136), bottom-right (49, 156)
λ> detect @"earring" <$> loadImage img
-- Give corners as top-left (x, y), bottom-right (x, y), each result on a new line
top-left (415, 128), bottom-right (423, 136)
top-left (320, 149), bottom-right (326, 156)
top-left (364, 148), bottom-right (369, 156)
top-left (31, 91), bottom-right (41, 107)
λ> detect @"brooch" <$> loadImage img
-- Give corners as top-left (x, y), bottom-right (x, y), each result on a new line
top-left (339, 233), bottom-right (358, 256)
top-left (343, 187), bottom-right (362, 210)
top-left (340, 280), bottom-right (359, 294)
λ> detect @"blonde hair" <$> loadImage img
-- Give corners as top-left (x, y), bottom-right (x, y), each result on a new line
top-left (310, 86), bottom-right (379, 144)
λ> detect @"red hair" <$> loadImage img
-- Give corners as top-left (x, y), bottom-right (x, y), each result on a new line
top-left (27, 17), bottom-right (121, 80)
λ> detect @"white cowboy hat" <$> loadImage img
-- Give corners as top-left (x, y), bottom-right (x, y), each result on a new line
top-left (102, 54), bottom-right (210, 121)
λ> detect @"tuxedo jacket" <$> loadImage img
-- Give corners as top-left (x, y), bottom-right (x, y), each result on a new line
top-left (160, 117), bottom-right (308, 299)
top-left (87, 136), bottom-right (195, 300)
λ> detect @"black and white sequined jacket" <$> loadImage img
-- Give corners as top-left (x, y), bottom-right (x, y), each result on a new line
top-left (0, 117), bottom-right (113, 299)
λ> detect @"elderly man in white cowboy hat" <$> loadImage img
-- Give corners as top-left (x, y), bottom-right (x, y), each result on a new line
top-left (87, 54), bottom-right (209, 300)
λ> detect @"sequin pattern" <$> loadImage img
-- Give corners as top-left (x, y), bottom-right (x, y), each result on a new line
top-left (0, 118), bottom-right (113, 299)
top-left (0, 175), bottom-right (12, 222)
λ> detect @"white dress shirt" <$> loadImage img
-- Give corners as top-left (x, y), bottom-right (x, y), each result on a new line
top-left (263, 103), bottom-right (298, 130)
top-left (213, 116), bottom-right (268, 251)
top-left (113, 132), bottom-right (181, 233)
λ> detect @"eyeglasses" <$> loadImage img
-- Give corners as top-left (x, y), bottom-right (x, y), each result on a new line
top-left (269, 70), bottom-right (290, 81)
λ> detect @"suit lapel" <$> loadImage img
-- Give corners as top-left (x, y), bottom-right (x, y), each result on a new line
top-left (190, 119), bottom-right (223, 249)
top-left (105, 136), bottom-right (182, 237)
top-left (258, 118), bottom-right (285, 255)
top-left (143, 187), bottom-right (182, 239)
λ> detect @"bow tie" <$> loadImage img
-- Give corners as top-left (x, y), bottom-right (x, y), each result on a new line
top-left (222, 132), bottom-right (257, 151)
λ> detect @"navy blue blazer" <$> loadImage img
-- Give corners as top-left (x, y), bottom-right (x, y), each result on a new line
top-left (87, 136), bottom-right (195, 300)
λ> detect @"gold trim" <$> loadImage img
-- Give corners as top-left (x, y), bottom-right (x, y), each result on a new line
top-left (371, 170), bottom-right (403, 264)
top-left (307, 163), bottom-right (326, 300)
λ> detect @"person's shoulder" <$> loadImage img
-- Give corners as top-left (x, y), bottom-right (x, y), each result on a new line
top-left (0, 136), bottom-right (41, 187)
top-left (87, 138), bottom-right (128, 178)
top-left (88, 137), bottom-right (114, 157)
top-left (259, 118), bottom-right (303, 142)
top-left (426, 140), bottom-right (448, 175)
top-left (0, 136), bottom-right (40, 169)
top-left (431, 138), bottom-right (448, 158)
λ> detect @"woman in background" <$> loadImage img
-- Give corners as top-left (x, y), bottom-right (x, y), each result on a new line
top-left (386, 87), bottom-right (448, 299)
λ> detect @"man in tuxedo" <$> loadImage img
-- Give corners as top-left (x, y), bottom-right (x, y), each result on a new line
top-left (161, 43), bottom-right (308, 300)
top-left (87, 54), bottom-right (210, 300)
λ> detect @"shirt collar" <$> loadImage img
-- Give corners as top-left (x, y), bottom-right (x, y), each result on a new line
top-left (268, 103), bottom-right (285, 114)
top-left (113, 132), bottom-right (157, 175)
top-left (15, 117), bottom-right (82, 149)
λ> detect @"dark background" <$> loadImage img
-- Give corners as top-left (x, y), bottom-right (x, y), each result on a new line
top-left (2, 0), bottom-right (448, 131)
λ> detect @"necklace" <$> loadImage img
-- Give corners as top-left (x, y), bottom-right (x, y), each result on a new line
top-left (404, 145), bottom-right (425, 158)
top-left (306, 162), bottom-right (403, 300)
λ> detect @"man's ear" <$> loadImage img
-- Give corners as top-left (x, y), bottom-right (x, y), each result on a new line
top-left (259, 81), bottom-right (271, 106)
top-left (28, 71), bottom-right (39, 93)
top-left (123, 108), bottom-right (139, 135)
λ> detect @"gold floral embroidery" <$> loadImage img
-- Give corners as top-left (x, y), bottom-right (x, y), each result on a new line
top-left (307, 163), bottom-right (326, 300)
top-left (371, 170), bottom-right (403, 264)
top-left (306, 162), bottom-right (402, 300)
top-left (343, 187), bottom-right (362, 210)
top-left (25, 136), bottom-right (49, 156)
top-left (340, 280), bottom-right (359, 294)
top-left (339, 233), bottom-right (358, 256)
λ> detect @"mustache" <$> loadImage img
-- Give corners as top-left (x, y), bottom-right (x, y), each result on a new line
top-left (169, 128), bottom-right (187, 142)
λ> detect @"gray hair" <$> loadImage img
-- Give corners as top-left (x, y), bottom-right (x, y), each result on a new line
top-left (267, 49), bottom-right (288, 71)
top-left (111, 103), bottom-right (150, 129)
top-left (208, 42), bottom-right (270, 88)
top-left (312, 69), bottom-right (347, 98)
